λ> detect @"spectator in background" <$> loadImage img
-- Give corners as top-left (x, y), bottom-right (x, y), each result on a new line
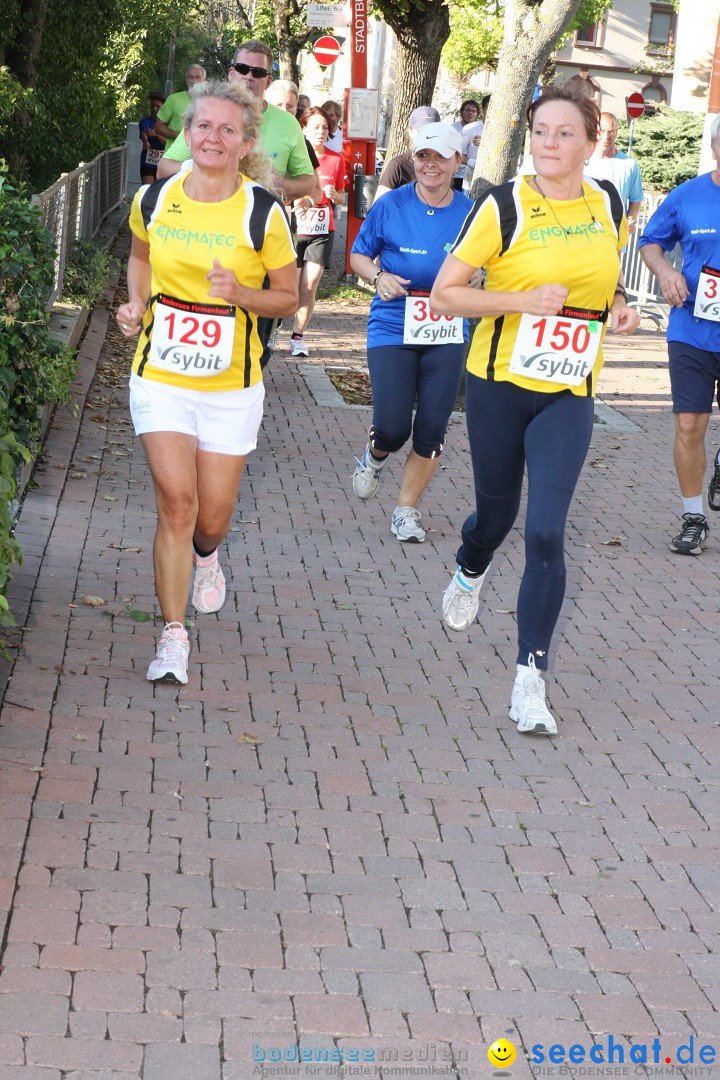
top-left (297, 93), bottom-right (311, 118)
top-left (374, 106), bottom-right (441, 200)
top-left (321, 100), bottom-right (343, 152)
top-left (154, 64), bottom-right (206, 149)
top-left (451, 99), bottom-right (483, 190)
top-left (139, 91), bottom-right (166, 185)
top-left (586, 112), bottom-right (643, 234)
top-left (266, 79), bottom-right (301, 115)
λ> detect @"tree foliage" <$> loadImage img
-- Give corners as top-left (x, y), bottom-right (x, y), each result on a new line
top-left (471, 0), bottom-right (588, 195)
top-left (616, 108), bottom-right (704, 193)
top-left (0, 0), bottom-right (224, 187)
top-left (443, 0), bottom-right (610, 80)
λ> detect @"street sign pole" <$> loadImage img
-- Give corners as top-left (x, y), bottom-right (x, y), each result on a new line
top-left (627, 118), bottom-right (635, 158)
top-left (625, 91), bottom-right (645, 157)
top-left (344, 0), bottom-right (376, 273)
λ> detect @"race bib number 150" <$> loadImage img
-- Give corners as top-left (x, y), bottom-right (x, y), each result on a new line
top-left (150, 295), bottom-right (235, 377)
top-left (509, 306), bottom-right (604, 386)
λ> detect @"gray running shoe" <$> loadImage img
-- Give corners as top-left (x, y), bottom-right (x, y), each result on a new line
top-left (442, 565), bottom-right (487, 631)
top-left (352, 444), bottom-right (386, 500)
top-left (391, 505), bottom-right (425, 542)
top-left (670, 513), bottom-right (708, 555)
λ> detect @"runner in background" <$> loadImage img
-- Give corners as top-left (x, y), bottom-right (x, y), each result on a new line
top-left (289, 107), bottom-right (346, 357)
top-left (139, 92), bottom-right (166, 185)
top-left (638, 114), bottom-right (720, 556)
top-left (349, 123), bottom-right (472, 543)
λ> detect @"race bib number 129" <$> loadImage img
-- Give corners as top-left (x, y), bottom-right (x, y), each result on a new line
top-left (509, 306), bottom-right (604, 386)
top-left (150, 295), bottom-right (235, 376)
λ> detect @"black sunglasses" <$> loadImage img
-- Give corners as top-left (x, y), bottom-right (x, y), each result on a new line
top-left (230, 62), bottom-right (270, 78)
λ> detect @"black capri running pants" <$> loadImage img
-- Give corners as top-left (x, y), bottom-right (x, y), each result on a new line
top-left (457, 374), bottom-right (595, 670)
top-left (367, 342), bottom-right (466, 458)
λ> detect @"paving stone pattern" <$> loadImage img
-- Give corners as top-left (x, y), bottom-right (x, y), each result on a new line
top-left (0, 230), bottom-right (718, 1079)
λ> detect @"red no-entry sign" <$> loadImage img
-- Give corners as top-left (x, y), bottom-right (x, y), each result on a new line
top-left (626, 91), bottom-right (645, 119)
top-left (313, 35), bottom-right (341, 66)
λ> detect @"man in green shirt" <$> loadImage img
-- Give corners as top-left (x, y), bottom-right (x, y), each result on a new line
top-left (157, 40), bottom-right (314, 201)
top-left (154, 64), bottom-right (207, 150)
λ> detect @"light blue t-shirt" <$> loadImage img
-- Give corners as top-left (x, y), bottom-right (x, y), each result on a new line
top-left (585, 150), bottom-right (643, 212)
top-left (638, 171), bottom-right (720, 352)
top-left (352, 183), bottom-right (473, 348)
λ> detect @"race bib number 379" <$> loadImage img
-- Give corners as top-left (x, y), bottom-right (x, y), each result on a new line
top-left (509, 305), bottom-right (604, 386)
top-left (694, 265), bottom-right (720, 322)
top-left (150, 295), bottom-right (235, 377)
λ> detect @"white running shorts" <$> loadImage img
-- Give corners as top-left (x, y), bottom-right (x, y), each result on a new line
top-left (129, 374), bottom-right (265, 456)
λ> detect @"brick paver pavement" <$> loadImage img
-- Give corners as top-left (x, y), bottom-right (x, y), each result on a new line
top-left (0, 226), bottom-right (718, 1080)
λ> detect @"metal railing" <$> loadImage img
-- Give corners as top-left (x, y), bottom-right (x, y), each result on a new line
top-left (31, 145), bottom-right (128, 306)
top-left (620, 192), bottom-right (678, 328)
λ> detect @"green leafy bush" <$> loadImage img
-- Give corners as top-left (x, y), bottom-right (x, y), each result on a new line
top-left (0, 163), bottom-right (78, 624)
top-left (63, 238), bottom-right (111, 306)
top-left (616, 108), bottom-right (704, 193)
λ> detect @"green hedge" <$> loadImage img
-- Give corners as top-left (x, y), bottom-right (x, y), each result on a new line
top-left (616, 108), bottom-right (705, 193)
top-left (0, 163), bottom-right (78, 626)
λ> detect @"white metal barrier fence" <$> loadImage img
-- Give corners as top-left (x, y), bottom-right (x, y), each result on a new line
top-left (31, 145), bottom-right (128, 307)
top-left (620, 192), bottom-right (679, 328)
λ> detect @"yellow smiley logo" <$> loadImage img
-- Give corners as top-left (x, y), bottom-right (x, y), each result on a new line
top-left (488, 1039), bottom-right (517, 1069)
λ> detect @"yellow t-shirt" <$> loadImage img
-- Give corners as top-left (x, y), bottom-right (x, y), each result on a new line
top-left (129, 172), bottom-right (295, 391)
top-left (451, 176), bottom-right (628, 396)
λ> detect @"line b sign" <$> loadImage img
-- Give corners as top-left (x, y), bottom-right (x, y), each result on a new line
top-left (313, 35), bottom-right (341, 66)
top-left (626, 91), bottom-right (645, 119)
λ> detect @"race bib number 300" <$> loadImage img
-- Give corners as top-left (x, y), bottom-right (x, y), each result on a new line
top-left (694, 264), bottom-right (720, 322)
top-left (150, 295), bottom-right (235, 377)
top-left (509, 306), bottom-right (604, 386)
top-left (403, 295), bottom-right (463, 345)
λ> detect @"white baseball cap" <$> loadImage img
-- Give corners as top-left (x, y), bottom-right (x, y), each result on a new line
top-left (412, 122), bottom-right (462, 159)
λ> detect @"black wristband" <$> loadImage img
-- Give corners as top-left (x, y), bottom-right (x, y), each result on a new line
top-left (614, 285), bottom-right (628, 302)
top-left (372, 270), bottom-right (383, 288)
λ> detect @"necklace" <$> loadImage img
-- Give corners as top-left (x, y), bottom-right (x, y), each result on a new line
top-left (415, 182), bottom-right (452, 216)
top-left (532, 176), bottom-right (601, 235)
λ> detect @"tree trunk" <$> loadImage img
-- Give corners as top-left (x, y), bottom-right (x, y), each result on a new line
top-left (3, 0), bottom-right (51, 178)
top-left (271, 0), bottom-right (313, 86)
top-left (380, 0), bottom-right (451, 160)
top-left (470, 0), bottom-right (584, 197)
top-left (5, 0), bottom-right (51, 88)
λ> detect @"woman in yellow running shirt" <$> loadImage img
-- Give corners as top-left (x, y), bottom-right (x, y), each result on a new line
top-left (116, 81), bottom-right (297, 686)
top-left (431, 83), bottom-right (640, 736)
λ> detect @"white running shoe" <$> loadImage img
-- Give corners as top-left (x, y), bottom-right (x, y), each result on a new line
top-left (192, 549), bottom-right (226, 614)
top-left (510, 655), bottom-right (557, 735)
top-left (391, 505), bottom-right (425, 543)
top-left (352, 444), bottom-right (386, 500)
top-left (147, 622), bottom-right (190, 685)
top-left (289, 336), bottom-right (309, 357)
top-left (442, 565), bottom-right (487, 632)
